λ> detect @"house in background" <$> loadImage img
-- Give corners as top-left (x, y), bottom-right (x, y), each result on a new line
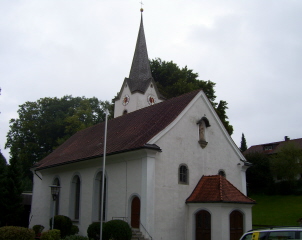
top-left (29, 9), bottom-right (255, 240)
top-left (244, 136), bottom-right (302, 156)
top-left (244, 136), bottom-right (302, 181)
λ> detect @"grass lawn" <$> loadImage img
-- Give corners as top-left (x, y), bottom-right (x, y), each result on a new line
top-left (250, 194), bottom-right (302, 227)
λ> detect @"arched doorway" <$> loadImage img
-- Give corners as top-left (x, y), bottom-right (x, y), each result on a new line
top-left (131, 196), bottom-right (140, 228)
top-left (230, 210), bottom-right (243, 240)
top-left (195, 210), bottom-right (211, 240)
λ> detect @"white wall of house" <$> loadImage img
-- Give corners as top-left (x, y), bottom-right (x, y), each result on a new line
top-left (148, 92), bottom-right (249, 240)
top-left (30, 91), bottom-right (251, 240)
top-left (30, 150), bottom-right (152, 236)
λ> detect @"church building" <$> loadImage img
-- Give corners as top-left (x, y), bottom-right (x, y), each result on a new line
top-left (30, 9), bottom-right (255, 240)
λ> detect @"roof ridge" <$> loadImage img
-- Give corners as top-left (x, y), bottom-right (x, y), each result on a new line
top-left (219, 175), bottom-right (223, 201)
top-left (186, 175), bottom-right (255, 204)
top-left (113, 89), bottom-right (202, 120)
top-left (220, 175), bottom-right (256, 203)
top-left (185, 175), bottom-right (205, 202)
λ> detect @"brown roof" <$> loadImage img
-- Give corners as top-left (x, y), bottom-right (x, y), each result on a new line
top-left (243, 138), bottom-right (302, 155)
top-left (35, 90), bottom-right (201, 170)
top-left (186, 175), bottom-right (255, 204)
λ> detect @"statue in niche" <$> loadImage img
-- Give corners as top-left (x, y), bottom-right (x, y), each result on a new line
top-left (199, 123), bottom-right (205, 141)
top-left (198, 120), bottom-right (208, 149)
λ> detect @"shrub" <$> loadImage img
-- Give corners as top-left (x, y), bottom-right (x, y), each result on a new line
top-left (0, 226), bottom-right (35, 240)
top-left (32, 224), bottom-right (44, 237)
top-left (49, 215), bottom-right (72, 238)
top-left (64, 235), bottom-right (89, 240)
top-left (70, 225), bottom-right (79, 235)
top-left (87, 222), bottom-right (105, 240)
top-left (40, 229), bottom-right (60, 240)
top-left (103, 220), bottom-right (132, 240)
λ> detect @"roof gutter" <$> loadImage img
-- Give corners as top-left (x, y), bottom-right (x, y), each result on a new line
top-left (35, 144), bottom-right (161, 171)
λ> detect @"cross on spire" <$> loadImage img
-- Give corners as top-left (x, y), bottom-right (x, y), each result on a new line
top-left (139, 1), bottom-right (144, 12)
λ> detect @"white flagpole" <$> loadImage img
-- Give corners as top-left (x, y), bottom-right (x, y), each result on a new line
top-left (100, 109), bottom-right (109, 240)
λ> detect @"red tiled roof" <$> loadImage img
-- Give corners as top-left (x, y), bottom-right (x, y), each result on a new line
top-left (243, 138), bottom-right (302, 155)
top-left (35, 90), bottom-right (201, 170)
top-left (186, 175), bottom-right (255, 204)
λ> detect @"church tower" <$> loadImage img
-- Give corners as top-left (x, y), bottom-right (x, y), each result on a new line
top-left (114, 9), bottom-right (164, 118)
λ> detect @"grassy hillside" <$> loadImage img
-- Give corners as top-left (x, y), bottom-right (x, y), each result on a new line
top-left (250, 194), bottom-right (302, 226)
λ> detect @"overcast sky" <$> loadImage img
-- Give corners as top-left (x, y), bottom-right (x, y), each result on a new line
top-left (1, 0), bottom-right (302, 162)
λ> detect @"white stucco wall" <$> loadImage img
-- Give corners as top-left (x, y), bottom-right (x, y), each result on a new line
top-left (30, 91), bottom-right (252, 240)
top-left (30, 150), bottom-right (150, 236)
top-left (186, 203), bottom-right (253, 240)
top-left (147, 92), bottom-right (251, 240)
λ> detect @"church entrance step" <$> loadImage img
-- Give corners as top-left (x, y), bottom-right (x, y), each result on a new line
top-left (131, 228), bottom-right (150, 240)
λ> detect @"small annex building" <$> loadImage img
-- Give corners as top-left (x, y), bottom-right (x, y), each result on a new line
top-left (30, 10), bottom-right (255, 240)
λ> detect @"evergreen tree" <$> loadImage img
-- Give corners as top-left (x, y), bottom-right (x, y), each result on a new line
top-left (5, 157), bottom-right (24, 226)
top-left (0, 151), bottom-right (9, 226)
top-left (240, 133), bottom-right (247, 152)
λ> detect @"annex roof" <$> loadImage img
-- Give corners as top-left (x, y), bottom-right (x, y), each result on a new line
top-left (35, 90), bottom-right (201, 170)
top-left (244, 137), bottom-right (302, 155)
top-left (186, 175), bottom-right (255, 204)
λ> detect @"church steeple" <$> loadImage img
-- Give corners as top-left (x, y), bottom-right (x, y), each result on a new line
top-left (129, 10), bottom-right (152, 84)
top-left (114, 9), bottom-right (164, 118)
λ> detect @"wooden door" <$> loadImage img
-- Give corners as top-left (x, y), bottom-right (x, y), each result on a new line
top-left (230, 210), bottom-right (243, 240)
top-left (196, 210), bottom-right (211, 240)
top-left (131, 197), bottom-right (140, 228)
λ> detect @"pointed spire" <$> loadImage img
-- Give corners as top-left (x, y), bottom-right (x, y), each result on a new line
top-left (129, 10), bottom-right (152, 84)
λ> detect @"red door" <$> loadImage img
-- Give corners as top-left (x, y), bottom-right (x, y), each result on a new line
top-left (131, 197), bottom-right (140, 228)
top-left (196, 210), bottom-right (211, 240)
top-left (230, 210), bottom-right (243, 240)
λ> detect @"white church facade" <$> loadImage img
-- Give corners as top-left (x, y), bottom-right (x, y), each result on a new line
top-left (30, 10), bottom-right (255, 240)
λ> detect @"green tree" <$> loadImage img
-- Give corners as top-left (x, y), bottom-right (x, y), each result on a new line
top-left (270, 142), bottom-right (302, 183)
top-left (150, 58), bottom-right (233, 135)
top-left (240, 133), bottom-right (247, 152)
top-left (4, 157), bottom-right (24, 226)
top-left (215, 100), bottom-right (233, 135)
top-left (245, 152), bottom-right (274, 195)
top-left (0, 151), bottom-right (9, 226)
top-left (5, 96), bottom-right (111, 189)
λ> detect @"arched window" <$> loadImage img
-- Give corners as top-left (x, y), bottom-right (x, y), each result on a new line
top-left (70, 175), bottom-right (81, 220)
top-left (123, 110), bottom-right (128, 115)
top-left (196, 210), bottom-right (211, 240)
top-left (230, 210), bottom-right (243, 240)
top-left (218, 170), bottom-right (226, 177)
top-left (179, 164), bottom-right (189, 184)
top-left (93, 171), bottom-right (107, 221)
top-left (53, 178), bottom-right (60, 216)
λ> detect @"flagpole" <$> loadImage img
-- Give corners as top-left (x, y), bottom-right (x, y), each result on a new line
top-left (100, 109), bottom-right (109, 240)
